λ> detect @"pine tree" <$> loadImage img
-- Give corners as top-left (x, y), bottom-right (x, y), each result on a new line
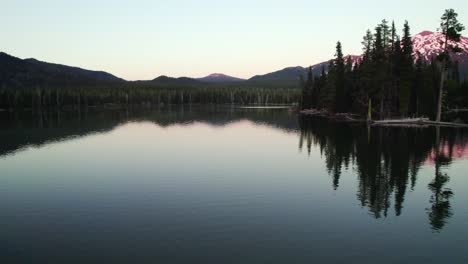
top-left (359, 30), bottom-right (375, 116)
top-left (372, 26), bottom-right (388, 119)
top-left (317, 65), bottom-right (328, 109)
top-left (362, 30), bottom-right (374, 61)
top-left (344, 56), bottom-right (354, 111)
top-left (436, 9), bottom-right (465, 122)
top-left (334, 41), bottom-right (346, 112)
top-left (391, 21), bottom-right (397, 52)
top-left (324, 60), bottom-right (336, 111)
top-left (414, 54), bottom-right (425, 116)
top-left (400, 21), bottom-right (414, 116)
top-left (379, 19), bottom-right (392, 49)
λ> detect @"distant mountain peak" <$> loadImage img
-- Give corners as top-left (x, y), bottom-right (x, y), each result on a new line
top-left (206, 73), bottom-right (228, 77)
top-left (197, 73), bottom-right (244, 83)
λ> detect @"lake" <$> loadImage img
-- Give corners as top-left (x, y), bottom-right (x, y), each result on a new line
top-left (1, 106), bottom-right (467, 263)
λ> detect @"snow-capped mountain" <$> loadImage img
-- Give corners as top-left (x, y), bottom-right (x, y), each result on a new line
top-left (412, 30), bottom-right (468, 61)
top-left (251, 31), bottom-right (468, 82)
top-left (197, 73), bottom-right (245, 83)
top-left (412, 31), bottom-right (468, 77)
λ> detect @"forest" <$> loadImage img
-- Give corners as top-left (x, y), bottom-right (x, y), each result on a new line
top-left (0, 82), bottom-right (299, 110)
top-left (300, 9), bottom-right (467, 122)
top-left (1, 9), bottom-right (467, 121)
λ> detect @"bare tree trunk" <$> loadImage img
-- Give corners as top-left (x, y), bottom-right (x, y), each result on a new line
top-left (367, 98), bottom-right (372, 122)
top-left (436, 69), bottom-right (445, 122)
top-left (437, 18), bottom-right (449, 123)
top-left (380, 93), bottom-right (384, 120)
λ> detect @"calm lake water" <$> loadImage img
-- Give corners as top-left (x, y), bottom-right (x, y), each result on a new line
top-left (1, 106), bottom-right (468, 263)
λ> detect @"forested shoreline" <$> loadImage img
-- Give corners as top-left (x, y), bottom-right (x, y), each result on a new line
top-left (301, 9), bottom-right (467, 122)
top-left (1, 9), bottom-right (467, 121)
top-left (0, 83), bottom-right (299, 109)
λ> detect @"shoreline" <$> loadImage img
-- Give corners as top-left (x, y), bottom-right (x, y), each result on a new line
top-left (299, 109), bottom-right (468, 128)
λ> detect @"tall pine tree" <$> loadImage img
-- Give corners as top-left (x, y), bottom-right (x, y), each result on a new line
top-left (400, 21), bottom-right (414, 116)
top-left (435, 9), bottom-right (465, 122)
top-left (334, 42), bottom-right (346, 112)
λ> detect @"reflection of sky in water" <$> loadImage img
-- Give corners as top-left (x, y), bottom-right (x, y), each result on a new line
top-left (1, 117), bottom-right (468, 263)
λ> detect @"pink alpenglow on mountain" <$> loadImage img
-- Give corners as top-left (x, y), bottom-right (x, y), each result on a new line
top-left (346, 31), bottom-right (468, 75)
top-left (411, 31), bottom-right (468, 77)
top-left (412, 31), bottom-right (468, 61)
top-left (345, 32), bottom-right (467, 64)
top-left (197, 73), bottom-right (245, 83)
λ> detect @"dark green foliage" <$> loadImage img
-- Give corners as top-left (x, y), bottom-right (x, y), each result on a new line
top-left (300, 11), bottom-right (468, 120)
top-left (334, 42), bottom-right (346, 112)
top-left (300, 67), bottom-right (314, 109)
top-left (0, 82), bottom-right (300, 109)
top-left (0, 51), bottom-right (301, 109)
top-left (400, 21), bottom-right (415, 116)
top-left (440, 9), bottom-right (466, 51)
top-left (436, 9), bottom-right (465, 121)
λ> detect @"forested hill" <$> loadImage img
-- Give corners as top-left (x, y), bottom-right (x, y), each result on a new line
top-left (0, 52), bottom-right (124, 89)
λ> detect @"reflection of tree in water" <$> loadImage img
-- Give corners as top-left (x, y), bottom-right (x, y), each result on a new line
top-left (1, 108), bottom-right (467, 232)
top-left (427, 128), bottom-right (454, 232)
top-left (427, 169), bottom-right (453, 232)
top-left (0, 106), bottom-right (298, 157)
top-left (299, 116), bottom-right (468, 230)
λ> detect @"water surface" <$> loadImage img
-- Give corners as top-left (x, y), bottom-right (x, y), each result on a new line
top-left (1, 106), bottom-right (467, 263)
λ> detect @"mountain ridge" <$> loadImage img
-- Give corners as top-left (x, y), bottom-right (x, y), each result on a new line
top-left (249, 31), bottom-right (468, 82)
top-left (1, 31), bottom-right (467, 89)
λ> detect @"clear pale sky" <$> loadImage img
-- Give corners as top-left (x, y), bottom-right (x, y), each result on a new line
top-left (2, 0), bottom-right (466, 80)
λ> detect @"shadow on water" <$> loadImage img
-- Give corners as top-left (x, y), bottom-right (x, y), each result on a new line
top-left (299, 115), bottom-right (468, 232)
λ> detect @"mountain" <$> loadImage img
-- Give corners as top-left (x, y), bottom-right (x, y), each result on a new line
top-left (150, 75), bottom-right (200, 84)
top-left (0, 52), bottom-right (123, 89)
top-left (197, 73), bottom-right (244, 83)
top-left (2, 30), bottom-right (467, 89)
top-left (412, 31), bottom-right (468, 77)
top-left (249, 66), bottom-right (307, 82)
top-left (151, 75), bottom-right (200, 84)
top-left (251, 31), bottom-right (468, 82)
top-left (249, 56), bottom-right (360, 83)
top-left (412, 31), bottom-right (468, 61)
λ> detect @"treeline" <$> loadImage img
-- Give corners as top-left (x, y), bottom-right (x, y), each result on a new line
top-left (0, 83), bottom-right (300, 109)
top-left (301, 9), bottom-right (467, 121)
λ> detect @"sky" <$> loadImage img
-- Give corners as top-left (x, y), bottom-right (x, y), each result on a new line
top-left (2, 0), bottom-right (467, 80)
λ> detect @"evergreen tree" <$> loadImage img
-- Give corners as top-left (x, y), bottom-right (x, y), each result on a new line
top-left (298, 11), bottom-right (468, 120)
top-left (334, 41), bottom-right (346, 112)
top-left (391, 21), bottom-right (397, 52)
top-left (323, 60), bottom-right (337, 111)
top-left (372, 26), bottom-right (388, 119)
top-left (400, 21), bottom-right (414, 116)
top-left (362, 30), bottom-right (374, 61)
top-left (317, 65), bottom-right (328, 109)
top-left (344, 56), bottom-right (355, 112)
top-left (436, 9), bottom-right (465, 122)
top-left (390, 35), bottom-right (402, 115)
top-left (379, 19), bottom-right (392, 49)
